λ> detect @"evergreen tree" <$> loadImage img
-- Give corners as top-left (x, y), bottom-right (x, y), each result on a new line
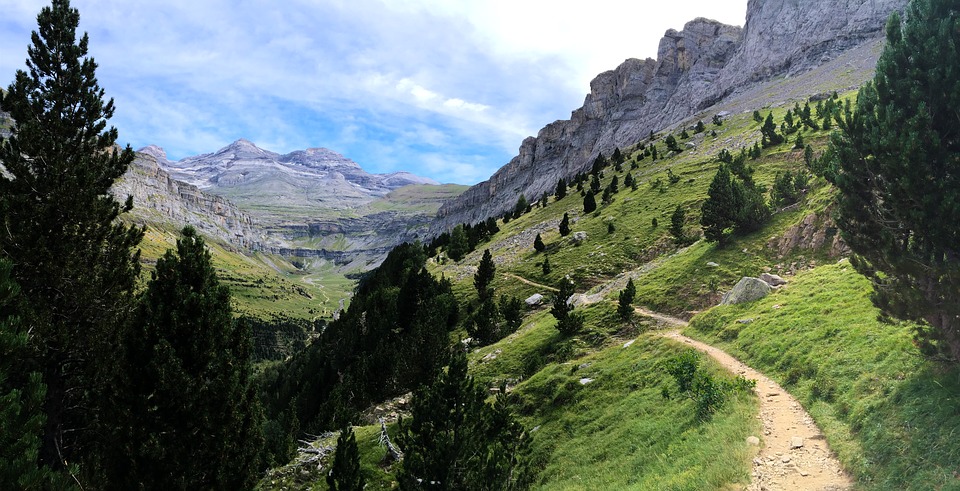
top-left (651, 145), bottom-right (658, 160)
top-left (670, 205), bottom-right (687, 244)
top-left (559, 213), bottom-right (571, 237)
top-left (0, 0), bottom-right (144, 478)
top-left (732, 181), bottom-right (771, 234)
top-left (541, 255), bottom-right (552, 276)
top-left (327, 424), bottom-right (365, 491)
top-left (475, 249), bottom-right (496, 302)
top-left (0, 260), bottom-right (72, 489)
top-left (713, 114), bottom-right (723, 126)
top-left (590, 173), bottom-right (602, 193)
top-left (700, 165), bottom-right (738, 245)
top-left (617, 279), bottom-right (636, 322)
top-left (823, 0), bottom-right (960, 361)
top-left (665, 134), bottom-right (682, 153)
top-left (612, 147), bottom-right (624, 166)
top-left (695, 120), bottom-right (706, 133)
top-left (114, 227), bottom-right (263, 489)
top-left (448, 225), bottom-right (469, 261)
top-left (794, 132), bottom-right (805, 149)
top-left (551, 278), bottom-right (583, 335)
top-left (513, 195), bottom-right (528, 219)
top-left (624, 172), bottom-right (635, 190)
top-left (397, 348), bottom-right (534, 490)
top-left (583, 190), bottom-right (597, 213)
top-left (555, 178), bottom-right (567, 200)
top-left (753, 110), bottom-right (763, 123)
top-left (761, 112), bottom-right (784, 147)
top-left (533, 233), bottom-right (546, 253)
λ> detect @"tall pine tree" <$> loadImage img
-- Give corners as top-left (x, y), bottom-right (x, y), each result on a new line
top-left (327, 424), bottom-right (365, 491)
top-left (112, 227), bottom-right (263, 489)
top-left (823, 0), bottom-right (960, 362)
top-left (0, 0), bottom-right (144, 479)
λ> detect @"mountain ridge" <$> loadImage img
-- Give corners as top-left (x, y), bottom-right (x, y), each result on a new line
top-left (432, 0), bottom-right (908, 234)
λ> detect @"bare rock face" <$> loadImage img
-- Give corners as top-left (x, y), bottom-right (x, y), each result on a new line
top-left (433, 0), bottom-right (907, 233)
top-left (113, 149), bottom-right (264, 250)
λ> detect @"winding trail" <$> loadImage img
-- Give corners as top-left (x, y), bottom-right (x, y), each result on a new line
top-left (652, 315), bottom-right (854, 490)
top-left (507, 270), bottom-right (853, 489)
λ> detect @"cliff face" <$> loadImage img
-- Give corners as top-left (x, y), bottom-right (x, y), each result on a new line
top-left (433, 0), bottom-right (907, 233)
top-left (112, 148), bottom-right (265, 250)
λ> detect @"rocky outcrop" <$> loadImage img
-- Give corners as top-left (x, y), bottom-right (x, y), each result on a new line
top-left (721, 277), bottom-right (773, 305)
top-left (113, 149), bottom-right (264, 249)
top-left (433, 0), bottom-right (907, 233)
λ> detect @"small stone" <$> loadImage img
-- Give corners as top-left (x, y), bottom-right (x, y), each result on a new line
top-left (707, 261), bottom-right (720, 267)
top-left (623, 339), bottom-right (636, 348)
top-left (747, 436), bottom-right (761, 446)
top-left (579, 378), bottom-right (594, 385)
top-left (800, 470), bottom-right (809, 477)
top-left (781, 455), bottom-right (791, 463)
top-left (737, 318), bottom-right (754, 324)
top-left (791, 436), bottom-right (804, 448)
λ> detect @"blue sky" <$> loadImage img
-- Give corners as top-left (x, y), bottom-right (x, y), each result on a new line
top-left (1, 0), bottom-right (748, 184)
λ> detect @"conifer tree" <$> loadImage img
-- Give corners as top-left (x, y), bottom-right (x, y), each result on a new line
top-left (533, 233), bottom-right (546, 253)
top-left (555, 178), bottom-right (567, 200)
top-left (670, 205), bottom-right (687, 244)
top-left (327, 424), bottom-right (365, 491)
top-left (475, 249), bottom-right (496, 302)
top-left (0, 0), bottom-right (144, 477)
top-left (113, 227), bottom-right (263, 489)
top-left (583, 190), bottom-right (597, 213)
top-left (559, 213), bottom-right (571, 237)
top-left (700, 165), bottom-right (737, 245)
top-left (552, 278), bottom-right (583, 335)
top-left (617, 279), bottom-right (636, 322)
top-left (398, 348), bottom-right (534, 490)
top-left (448, 225), bottom-right (469, 261)
top-left (823, 0), bottom-right (960, 362)
top-left (541, 255), bottom-right (552, 276)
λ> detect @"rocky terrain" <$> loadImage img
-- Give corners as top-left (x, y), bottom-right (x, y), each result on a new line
top-left (432, 0), bottom-right (908, 233)
top-left (145, 140), bottom-right (458, 267)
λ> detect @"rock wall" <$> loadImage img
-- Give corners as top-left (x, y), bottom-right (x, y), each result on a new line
top-left (112, 151), bottom-right (265, 250)
top-left (433, 0), bottom-right (907, 233)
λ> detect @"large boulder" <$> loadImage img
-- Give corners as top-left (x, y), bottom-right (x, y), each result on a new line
top-left (721, 277), bottom-right (773, 305)
top-left (525, 293), bottom-right (544, 306)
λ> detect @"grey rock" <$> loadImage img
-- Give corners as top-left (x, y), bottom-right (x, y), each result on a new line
top-left (571, 231), bottom-right (588, 245)
top-left (432, 0), bottom-right (907, 233)
top-left (525, 293), bottom-right (544, 306)
top-left (760, 272), bottom-right (787, 287)
top-left (737, 318), bottom-right (755, 324)
top-left (791, 436), bottom-right (804, 449)
top-left (747, 436), bottom-right (761, 446)
top-left (707, 261), bottom-right (720, 267)
top-left (721, 277), bottom-right (773, 305)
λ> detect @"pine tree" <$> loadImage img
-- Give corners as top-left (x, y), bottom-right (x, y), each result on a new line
top-left (823, 0), bottom-right (960, 362)
top-left (552, 278), bottom-right (583, 335)
top-left (533, 233), bottom-right (546, 253)
top-left (670, 205), bottom-right (687, 244)
top-left (794, 133), bottom-right (805, 150)
top-left (583, 190), bottom-right (597, 213)
top-left (114, 227), bottom-right (263, 489)
top-left (448, 225), bottom-right (469, 261)
top-left (555, 178), bottom-right (567, 200)
top-left (700, 165), bottom-right (738, 245)
top-left (624, 172), bottom-right (635, 190)
top-left (617, 279), bottom-right (636, 322)
top-left (0, 0), bottom-right (144, 477)
top-left (665, 134), bottom-right (682, 153)
top-left (541, 255), bottom-right (552, 276)
top-left (397, 348), bottom-right (534, 490)
top-left (713, 114), bottom-right (723, 126)
top-left (695, 120), bottom-right (706, 133)
top-left (513, 195), bottom-right (528, 219)
top-left (590, 173), bottom-right (601, 193)
top-left (327, 424), bottom-right (365, 491)
top-left (0, 260), bottom-right (71, 488)
top-left (475, 249), bottom-right (496, 302)
top-left (559, 213), bottom-right (571, 237)
top-left (761, 112), bottom-right (784, 147)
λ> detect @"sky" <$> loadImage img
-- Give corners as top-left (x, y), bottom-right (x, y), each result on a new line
top-left (0, 0), bottom-right (749, 184)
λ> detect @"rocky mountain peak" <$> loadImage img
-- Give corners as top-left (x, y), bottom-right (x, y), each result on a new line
top-left (280, 146), bottom-right (362, 170)
top-left (139, 144), bottom-right (167, 161)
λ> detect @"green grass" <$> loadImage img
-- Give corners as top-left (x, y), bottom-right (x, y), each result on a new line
top-left (686, 261), bottom-right (960, 489)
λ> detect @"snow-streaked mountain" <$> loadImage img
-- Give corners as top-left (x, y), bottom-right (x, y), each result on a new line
top-left (147, 139), bottom-right (437, 214)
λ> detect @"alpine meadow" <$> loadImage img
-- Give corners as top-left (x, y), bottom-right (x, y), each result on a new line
top-left (2, 0), bottom-right (959, 490)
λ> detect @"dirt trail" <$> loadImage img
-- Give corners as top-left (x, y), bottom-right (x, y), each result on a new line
top-left (659, 327), bottom-right (854, 491)
top-left (502, 273), bottom-right (558, 292)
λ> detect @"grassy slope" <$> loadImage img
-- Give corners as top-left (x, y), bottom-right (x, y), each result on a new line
top-left (262, 86), bottom-right (959, 489)
top-left (686, 262), bottom-right (960, 489)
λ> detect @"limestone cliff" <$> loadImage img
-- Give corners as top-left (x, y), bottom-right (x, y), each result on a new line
top-left (433, 0), bottom-right (907, 233)
top-left (112, 147), bottom-right (265, 250)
